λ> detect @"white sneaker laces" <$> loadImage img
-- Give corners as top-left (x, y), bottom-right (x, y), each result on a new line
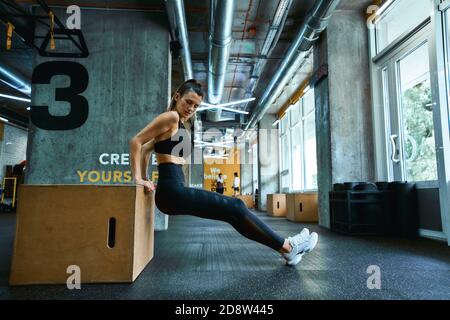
top-left (289, 233), bottom-right (308, 248)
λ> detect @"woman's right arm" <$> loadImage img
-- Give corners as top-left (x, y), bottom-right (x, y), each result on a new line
top-left (140, 138), bottom-right (155, 181)
top-left (129, 111), bottom-right (179, 188)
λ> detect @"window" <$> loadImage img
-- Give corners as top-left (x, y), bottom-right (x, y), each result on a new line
top-left (290, 100), bottom-right (301, 126)
top-left (303, 90), bottom-right (317, 189)
top-left (397, 42), bottom-right (437, 181)
top-left (374, 0), bottom-right (432, 54)
top-left (280, 113), bottom-right (291, 191)
top-left (291, 123), bottom-right (302, 190)
top-left (445, 7), bottom-right (450, 125)
top-left (252, 142), bottom-right (258, 194)
top-left (280, 113), bottom-right (288, 135)
top-left (279, 89), bottom-right (317, 192)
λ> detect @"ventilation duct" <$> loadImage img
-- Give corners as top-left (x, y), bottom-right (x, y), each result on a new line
top-left (245, 0), bottom-right (341, 130)
top-left (206, 0), bottom-right (235, 121)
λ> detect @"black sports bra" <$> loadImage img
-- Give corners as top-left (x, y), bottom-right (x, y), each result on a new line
top-left (154, 121), bottom-right (191, 157)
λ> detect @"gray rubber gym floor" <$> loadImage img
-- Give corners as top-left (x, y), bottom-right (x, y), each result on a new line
top-left (0, 211), bottom-right (449, 300)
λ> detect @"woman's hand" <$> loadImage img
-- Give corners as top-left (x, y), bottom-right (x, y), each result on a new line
top-left (135, 178), bottom-right (156, 192)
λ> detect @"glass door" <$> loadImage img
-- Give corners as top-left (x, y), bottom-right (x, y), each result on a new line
top-left (378, 25), bottom-right (438, 184)
top-left (372, 0), bottom-right (450, 244)
top-left (438, 0), bottom-right (450, 245)
top-left (396, 41), bottom-right (437, 182)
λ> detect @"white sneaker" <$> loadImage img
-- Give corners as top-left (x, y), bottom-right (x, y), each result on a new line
top-left (284, 231), bottom-right (318, 266)
top-left (282, 228), bottom-right (309, 263)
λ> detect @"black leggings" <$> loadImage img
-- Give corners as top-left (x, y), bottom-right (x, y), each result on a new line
top-left (155, 163), bottom-right (285, 251)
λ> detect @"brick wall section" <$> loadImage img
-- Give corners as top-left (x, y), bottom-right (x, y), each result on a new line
top-left (0, 123), bottom-right (28, 184)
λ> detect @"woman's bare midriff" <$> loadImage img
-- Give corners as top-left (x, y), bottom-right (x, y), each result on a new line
top-left (156, 153), bottom-right (186, 165)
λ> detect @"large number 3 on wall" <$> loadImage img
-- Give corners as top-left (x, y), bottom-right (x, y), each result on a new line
top-left (31, 61), bottom-right (89, 130)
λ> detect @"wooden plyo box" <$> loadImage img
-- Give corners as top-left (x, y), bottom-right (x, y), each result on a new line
top-left (267, 194), bottom-right (287, 217)
top-left (10, 185), bottom-right (154, 285)
top-left (237, 195), bottom-right (254, 209)
top-left (286, 192), bottom-right (318, 222)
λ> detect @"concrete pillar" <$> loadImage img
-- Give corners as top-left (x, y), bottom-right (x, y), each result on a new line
top-left (26, 8), bottom-right (170, 230)
top-left (314, 10), bottom-right (374, 228)
top-left (189, 147), bottom-right (204, 188)
top-left (241, 139), bottom-right (253, 195)
top-left (258, 114), bottom-right (279, 211)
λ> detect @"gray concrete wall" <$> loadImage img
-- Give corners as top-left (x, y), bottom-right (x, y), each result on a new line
top-left (26, 8), bottom-right (170, 229)
top-left (190, 149), bottom-right (204, 189)
top-left (187, 119), bottom-right (204, 189)
top-left (314, 10), bottom-right (374, 228)
top-left (258, 114), bottom-right (279, 211)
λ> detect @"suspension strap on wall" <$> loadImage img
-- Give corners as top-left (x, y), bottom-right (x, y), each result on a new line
top-left (49, 11), bottom-right (56, 50)
top-left (6, 22), bottom-right (14, 50)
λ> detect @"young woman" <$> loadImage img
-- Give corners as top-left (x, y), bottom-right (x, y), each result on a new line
top-left (232, 172), bottom-right (240, 197)
top-left (129, 79), bottom-right (318, 266)
top-left (216, 173), bottom-right (224, 194)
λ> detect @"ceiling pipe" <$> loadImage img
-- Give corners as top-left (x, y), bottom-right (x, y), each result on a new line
top-left (243, 0), bottom-right (293, 104)
top-left (244, 0), bottom-right (341, 130)
top-left (207, 0), bottom-right (235, 105)
top-left (165, 0), bottom-right (194, 80)
top-left (206, 0), bottom-right (235, 122)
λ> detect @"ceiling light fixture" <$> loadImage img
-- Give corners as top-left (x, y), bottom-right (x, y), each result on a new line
top-left (211, 97), bottom-right (256, 108)
top-left (198, 97), bottom-right (255, 114)
top-left (194, 140), bottom-right (234, 148)
top-left (0, 93), bottom-right (31, 103)
top-left (204, 154), bottom-right (229, 159)
top-left (0, 67), bottom-right (32, 95)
